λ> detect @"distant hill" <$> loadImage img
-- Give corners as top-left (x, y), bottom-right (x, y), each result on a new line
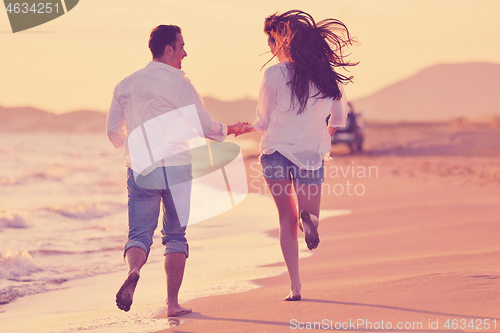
top-left (352, 62), bottom-right (500, 121)
top-left (3, 62), bottom-right (499, 131)
top-left (0, 99), bottom-right (258, 132)
top-left (0, 106), bottom-right (107, 132)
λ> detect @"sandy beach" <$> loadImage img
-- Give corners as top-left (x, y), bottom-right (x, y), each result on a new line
top-left (1, 121), bottom-right (499, 332)
top-left (157, 122), bottom-right (500, 332)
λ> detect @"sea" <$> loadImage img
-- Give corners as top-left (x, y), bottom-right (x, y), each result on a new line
top-left (0, 132), bottom-right (134, 304)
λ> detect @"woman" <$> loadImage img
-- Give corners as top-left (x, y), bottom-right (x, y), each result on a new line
top-left (236, 10), bottom-right (357, 301)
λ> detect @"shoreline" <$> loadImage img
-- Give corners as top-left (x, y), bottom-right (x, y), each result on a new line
top-left (0, 191), bottom-right (324, 332)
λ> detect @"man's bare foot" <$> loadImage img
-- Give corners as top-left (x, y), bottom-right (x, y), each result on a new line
top-left (116, 272), bottom-right (140, 312)
top-left (301, 210), bottom-right (320, 250)
top-left (167, 305), bottom-right (192, 317)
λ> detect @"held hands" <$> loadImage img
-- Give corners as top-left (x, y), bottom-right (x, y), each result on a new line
top-left (227, 121), bottom-right (249, 136)
top-left (234, 124), bottom-right (255, 137)
top-left (227, 121), bottom-right (255, 136)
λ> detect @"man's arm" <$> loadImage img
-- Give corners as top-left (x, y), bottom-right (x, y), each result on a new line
top-left (176, 82), bottom-right (231, 141)
top-left (106, 86), bottom-right (127, 148)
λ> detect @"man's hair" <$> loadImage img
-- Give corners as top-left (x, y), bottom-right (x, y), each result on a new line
top-left (149, 25), bottom-right (182, 59)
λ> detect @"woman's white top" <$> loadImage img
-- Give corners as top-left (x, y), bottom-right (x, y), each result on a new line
top-left (252, 62), bottom-right (348, 170)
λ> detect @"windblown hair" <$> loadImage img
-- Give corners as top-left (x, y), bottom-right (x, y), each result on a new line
top-left (264, 10), bottom-right (358, 114)
top-left (149, 25), bottom-right (181, 59)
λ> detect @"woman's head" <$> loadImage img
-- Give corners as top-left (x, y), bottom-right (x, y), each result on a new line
top-left (263, 10), bottom-right (358, 113)
top-left (264, 12), bottom-right (294, 61)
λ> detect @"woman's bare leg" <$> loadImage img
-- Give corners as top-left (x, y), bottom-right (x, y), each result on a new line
top-left (294, 182), bottom-right (321, 249)
top-left (265, 178), bottom-right (301, 298)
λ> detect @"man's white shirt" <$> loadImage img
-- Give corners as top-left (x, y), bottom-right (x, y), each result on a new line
top-left (107, 61), bottom-right (227, 170)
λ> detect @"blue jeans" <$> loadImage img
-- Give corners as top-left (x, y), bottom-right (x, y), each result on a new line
top-left (260, 151), bottom-right (324, 185)
top-left (126, 165), bottom-right (192, 258)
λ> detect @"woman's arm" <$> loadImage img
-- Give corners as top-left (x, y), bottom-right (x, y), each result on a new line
top-left (328, 82), bottom-right (348, 130)
top-left (252, 65), bottom-right (281, 132)
top-left (328, 126), bottom-right (338, 137)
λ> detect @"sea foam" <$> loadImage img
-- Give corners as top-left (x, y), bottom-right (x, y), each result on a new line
top-left (0, 250), bottom-right (40, 279)
top-left (0, 208), bottom-right (29, 229)
top-left (48, 202), bottom-right (126, 219)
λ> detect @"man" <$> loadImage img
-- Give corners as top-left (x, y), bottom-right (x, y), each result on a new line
top-left (107, 25), bottom-right (244, 316)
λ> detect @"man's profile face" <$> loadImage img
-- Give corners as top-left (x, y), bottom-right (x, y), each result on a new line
top-left (170, 33), bottom-right (187, 69)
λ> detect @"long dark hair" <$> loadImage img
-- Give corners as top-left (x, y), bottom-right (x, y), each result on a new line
top-left (264, 10), bottom-right (358, 114)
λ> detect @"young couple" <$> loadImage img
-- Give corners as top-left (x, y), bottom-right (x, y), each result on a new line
top-left (107, 9), bottom-right (357, 317)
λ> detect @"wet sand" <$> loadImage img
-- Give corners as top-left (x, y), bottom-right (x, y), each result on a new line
top-left (159, 122), bottom-right (500, 332)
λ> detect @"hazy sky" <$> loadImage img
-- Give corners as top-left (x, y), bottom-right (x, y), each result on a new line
top-left (1, 0), bottom-right (499, 114)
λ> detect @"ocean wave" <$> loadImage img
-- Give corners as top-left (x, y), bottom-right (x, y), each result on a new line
top-left (0, 146), bottom-right (19, 157)
top-left (0, 167), bottom-right (68, 185)
top-left (0, 250), bottom-right (41, 280)
top-left (0, 177), bottom-right (20, 185)
top-left (0, 208), bottom-right (29, 229)
top-left (1, 163), bottom-right (95, 185)
top-left (48, 202), bottom-right (126, 219)
top-left (31, 246), bottom-right (123, 256)
top-left (30, 164), bottom-right (71, 182)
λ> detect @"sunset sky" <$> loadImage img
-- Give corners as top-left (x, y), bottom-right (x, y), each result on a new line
top-left (1, 0), bottom-right (499, 114)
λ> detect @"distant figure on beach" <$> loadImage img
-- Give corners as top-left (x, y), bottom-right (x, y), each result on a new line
top-left (107, 25), bottom-right (244, 316)
top-left (236, 10), bottom-right (357, 300)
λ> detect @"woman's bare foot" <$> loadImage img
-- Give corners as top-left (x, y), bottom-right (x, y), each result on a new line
top-left (301, 210), bottom-right (320, 250)
top-left (167, 304), bottom-right (192, 317)
top-left (284, 293), bottom-right (301, 301)
top-left (284, 282), bottom-right (301, 301)
top-left (116, 272), bottom-right (140, 312)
